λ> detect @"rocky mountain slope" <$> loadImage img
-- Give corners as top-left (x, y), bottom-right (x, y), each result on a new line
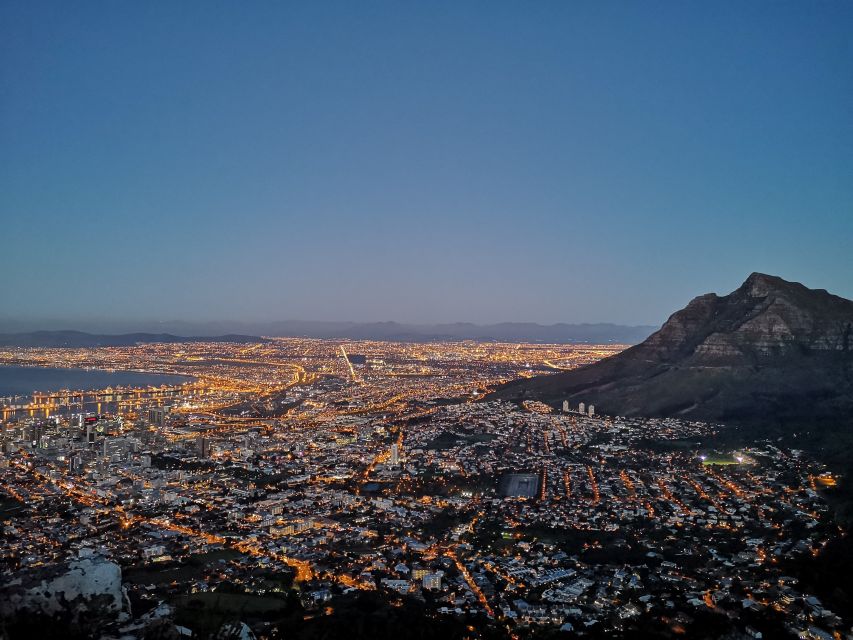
top-left (491, 273), bottom-right (853, 427)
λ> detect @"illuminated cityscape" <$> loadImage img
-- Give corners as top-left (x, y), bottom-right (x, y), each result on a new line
top-left (0, 339), bottom-right (847, 639)
top-left (2, 1), bottom-right (851, 638)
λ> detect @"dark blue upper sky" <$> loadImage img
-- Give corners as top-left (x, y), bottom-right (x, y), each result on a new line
top-left (2, 1), bottom-right (851, 326)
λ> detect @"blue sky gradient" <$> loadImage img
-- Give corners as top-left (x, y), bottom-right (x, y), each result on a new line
top-left (2, 1), bottom-right (851, 325)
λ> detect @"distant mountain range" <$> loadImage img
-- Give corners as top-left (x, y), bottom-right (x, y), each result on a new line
top-left (0, 331), bottom-right (266, 348)
top-left (492, 273), bottom-right (853, 431)
top-left (0, 322), bottom-right (656, 345)
top-left (253, 321), bottom-right (655, 343)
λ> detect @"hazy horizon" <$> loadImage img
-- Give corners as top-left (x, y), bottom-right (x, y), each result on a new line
top-left (0, 315), bottom-right (659, 334)
top-left (1, 269), bottom-right (849, 332)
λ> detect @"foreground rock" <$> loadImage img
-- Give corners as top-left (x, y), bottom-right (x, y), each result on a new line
top-left (0, 556), bottom-right (124, 623)
top-left (0, 555), bottom-right (134, 639)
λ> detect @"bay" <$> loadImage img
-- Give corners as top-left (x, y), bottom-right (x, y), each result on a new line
top-left (0, 365), bottom-right (193, 397)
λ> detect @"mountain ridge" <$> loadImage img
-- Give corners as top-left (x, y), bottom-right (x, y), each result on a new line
top-left (490, 273), bottom-right (853, 428)
top-left (0, 322), bottom-right (657, 345)
top-left (0, 331), bottom-right (267, 348)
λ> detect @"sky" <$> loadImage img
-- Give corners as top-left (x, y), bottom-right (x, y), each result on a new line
top-left (1, 1), bottom-right (852, 327)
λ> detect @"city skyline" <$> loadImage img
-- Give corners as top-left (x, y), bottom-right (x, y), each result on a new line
top-left (2, 1), bottom-right (852, 326)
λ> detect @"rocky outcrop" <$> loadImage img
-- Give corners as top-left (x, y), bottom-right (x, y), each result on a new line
top-left (490, 273), bottom-right (853, 429)
top-left (636, 273), bottom-right (853, 363)
top-left (215, 622), bottom-right (257, 640)
top-left (0, 556), bottom-right (125, 626)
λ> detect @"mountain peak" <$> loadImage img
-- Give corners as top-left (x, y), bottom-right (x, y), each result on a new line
top-left (742, 272), bottom-right (784, 296)
top-left (491, 274), bottom-right (853, 425)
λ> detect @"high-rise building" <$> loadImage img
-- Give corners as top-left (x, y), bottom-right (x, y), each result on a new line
top-left (578, 402), bottom-right (585, 415)
top-left (390, 443), bottom-right (400, 466)
top-left (562, 400), bottom-right (569, 412)
top-left (197, 436), bottom-right (210, 459)
top-left (33, 424), bottom-right (46, 448)
top-left (148, 407), bottom-right (168, 428)
top-left (588, 404), bottom-right (595, 417)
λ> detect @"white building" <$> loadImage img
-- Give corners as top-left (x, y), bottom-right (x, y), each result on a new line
top-left (422, 573), bottom-right (442, 590)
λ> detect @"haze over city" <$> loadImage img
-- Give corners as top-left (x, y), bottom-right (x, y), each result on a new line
top-left (2, 1), bottom-right (851, 327)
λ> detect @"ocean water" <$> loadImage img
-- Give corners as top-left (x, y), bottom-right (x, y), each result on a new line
top-left (0, 365), bottom-right (192, 397)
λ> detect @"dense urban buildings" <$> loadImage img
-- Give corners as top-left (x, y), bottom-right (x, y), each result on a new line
top-left (0, 338), bottom-right (847, 639)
